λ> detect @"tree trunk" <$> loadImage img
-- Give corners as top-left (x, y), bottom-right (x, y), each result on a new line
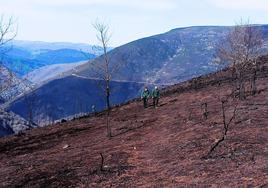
top-left (251, 69), bottom-right (257, 96)
top-left (239, 80), bottom-right (245, 100)
top-left (106, 81), bottom-right (111, 138)
top-left (232, 67), bottom-right (238, 99)
top-left (238, 72), bottom-right (246, 100)
top-left (106, 111), bottom-right (111, 138)
top-left (106, 86), bottom-right (110, 110)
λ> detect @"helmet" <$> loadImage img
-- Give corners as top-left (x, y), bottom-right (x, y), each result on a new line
top-left (155, 86), bottom-right (158, 89)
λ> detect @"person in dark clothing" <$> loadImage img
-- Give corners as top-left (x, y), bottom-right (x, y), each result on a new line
top-left (152, 86), bottom-right (160, 108)
top-left (141, 87), bottom-right (150, 108)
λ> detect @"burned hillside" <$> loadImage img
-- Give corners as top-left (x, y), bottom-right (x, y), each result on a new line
top-left (0, 57), bottom-right (267, 187)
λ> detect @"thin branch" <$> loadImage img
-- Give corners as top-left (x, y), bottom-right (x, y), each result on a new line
top-left (0, 15), bottom-right (17, 49)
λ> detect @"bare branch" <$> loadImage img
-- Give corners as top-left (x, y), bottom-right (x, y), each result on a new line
top-left (0, 15), bottom-right (17, 51)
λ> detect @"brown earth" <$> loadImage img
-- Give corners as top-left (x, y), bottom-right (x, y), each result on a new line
top-left (0, 59), bottom-right (268, 187)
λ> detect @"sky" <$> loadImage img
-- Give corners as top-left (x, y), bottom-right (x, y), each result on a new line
top-left (0, 0), bottom-right (267, 46)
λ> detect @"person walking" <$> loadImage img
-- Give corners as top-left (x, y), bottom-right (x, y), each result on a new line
top-left (141, 87), bottom-right (150, 108)
top-left (152, 86), bottom-right (160, 108)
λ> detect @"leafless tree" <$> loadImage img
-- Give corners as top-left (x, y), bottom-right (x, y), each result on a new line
top-left (215, 20), bottom-right (264, 100)
top-left (206, 99), bottom-right (237, 157)
top-left (0, 15), bottom-right (17, 105)
top-left (91, 20), bottom-right (126, 138)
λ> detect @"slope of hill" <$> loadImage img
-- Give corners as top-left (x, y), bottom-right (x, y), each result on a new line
top-left (0, 110), bottom-right (31, 137)
top-left (24, 61), bottom-right (87, 84)
top-left (8, 75), bottom-right (149, 125)
top-left (73, 25), bottom-right (268, 84)
top-left (7, 25), bottom-right (268, 126)
top-left (0, 97), bottom-right (4, 104)
top-left (0, 66), bottom-right (32, 103)
top-left (0, 57), bottom-right (267, 187)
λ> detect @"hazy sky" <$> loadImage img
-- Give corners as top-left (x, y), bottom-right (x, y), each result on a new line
top-left (0, 0), bottom-right (267, 46)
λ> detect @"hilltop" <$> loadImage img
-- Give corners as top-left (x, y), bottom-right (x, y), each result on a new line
top-left (0, 57), bottom-right (267, 187)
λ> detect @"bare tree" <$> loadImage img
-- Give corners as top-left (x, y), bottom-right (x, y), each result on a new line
top-left (205, 99), bottom-right (237, 157)
top-left (0, 15), bottom-right (17, 104)
top-left (215, 20), bottom-right (264, 100)
top-left (91, 20), bottom-right (113, 137)
top-left (90, 20), bottom-right (130, 137)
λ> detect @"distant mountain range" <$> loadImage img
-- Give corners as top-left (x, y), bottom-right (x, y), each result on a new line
top-left (6, 25), bottom-right (268, 126)
top-left (1, 40), bottom-right (113, 76)
top-left (12, 40), bottom-right (112, 56)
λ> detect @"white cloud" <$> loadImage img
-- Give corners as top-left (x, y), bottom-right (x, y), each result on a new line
top-left (207, 0), bottom-right (268, 11)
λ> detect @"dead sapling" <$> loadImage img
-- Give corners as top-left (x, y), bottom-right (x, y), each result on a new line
top-left (99, 153), bottom-right (104, 171)
top-left (201, 102), bottom-right (209, 120)
top-left (205, 99), bottom-right (237, 157)
top-left (90, 20), bottom-right (129, 138)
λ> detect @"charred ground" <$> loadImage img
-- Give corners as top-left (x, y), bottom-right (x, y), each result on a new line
top-left (0, 57), bottom-right (268, 187)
